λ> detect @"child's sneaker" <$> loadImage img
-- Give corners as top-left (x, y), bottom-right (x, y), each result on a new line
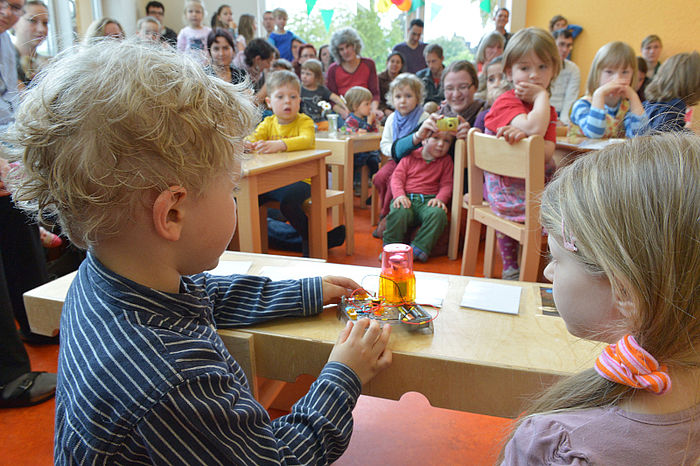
top-left (501, 267), bottom-right (520, 280)
top-left (412, 245), bottom-right (429, 263)
top-left (39, 227), bottom-right (63, 248)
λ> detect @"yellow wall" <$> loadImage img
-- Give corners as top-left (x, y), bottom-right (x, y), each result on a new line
top-left (525, 0), bottom-right (700, 95)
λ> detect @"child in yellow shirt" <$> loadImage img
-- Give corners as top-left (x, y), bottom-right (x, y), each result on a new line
top-left (250, 70), bottom-right (344, 255)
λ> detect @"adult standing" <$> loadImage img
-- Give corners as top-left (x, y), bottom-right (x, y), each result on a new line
top-left (494, 8), bottom-right (511, 45)
top-left (417, 44), bottom-right (445, 105)
top-left (326, 27), bottom-right (380, 118)
top-left (262, 10), bottom-right (274, 40)
top-left (392, 19), bottom-right (426, 74)
top-left (0, 0), bottom-right (56, 409)
top-left (145, 1), bottom-right (177, 47)
top-left (378, 51), bottom-right (405, 116)
top-left (549, 29), bottom-right (580, 125)
top-left (641, 34), bottom-right (662, 79)
top-left (12, 0), bottom-right (48, 87)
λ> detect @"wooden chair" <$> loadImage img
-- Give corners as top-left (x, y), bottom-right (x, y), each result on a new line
top-left (369, 153), bottom-right (390, 226)
top-left (448, 139), bottom-right (467, 260)
top-left (460, 129), bottom-right (545, 282)
top-left (259, 146), bottom-right (353, 256)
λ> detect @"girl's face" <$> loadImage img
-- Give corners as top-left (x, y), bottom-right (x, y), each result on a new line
top-left (291, 41), bottom-right (302, 60)
top-left (103, 22), bottom-right (123, 39)
top-left (320, 48), bottom-right (331, 65)
top-left (300, 69), bottom-right (316, 87)
top-left (220, 7), bottom-right (233, 24)
top-left (634, 69), bottom-right (646, 91)
top-left (508, 51), bottom-right (554, 90)
top-left (552, 19), bottom-right (567, 31)
top-left (355, 99), bottom-right (372, 118)
top-left (598, 64), bottom-right (633, 88)
top-left (387, 55), bottom-right (403, 76)
top-left (392, 85), bottom-right (418, 116)
top-left (484, 43), bottom-right (503, 64)
top-left (443, 70), bottom-right (476, 113)
top-left (543, 236), bottom-right (621, 342)
top-left (485, 63), bottom-right (504, 92)
top-left (641, 40), bottom-right (662, 63)
top-left (210, 37), bottom-right (233, 67)
top-left (15, 4), bottom-right (49, 48)
top-left (186, 4), bottom-right (204, 27)
top-left (299, 47), bottom-right (316, 64)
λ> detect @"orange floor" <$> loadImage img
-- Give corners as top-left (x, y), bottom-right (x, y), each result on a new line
top-left (0, 199), bottom-right (508, 465)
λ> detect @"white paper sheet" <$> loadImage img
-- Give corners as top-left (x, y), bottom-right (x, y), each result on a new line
top-left (208, 261), bottom-right (252, 276)
top-left (414, 273), bottom-right (448, 307)
top-left (460, 280), bottom-right (522, 315)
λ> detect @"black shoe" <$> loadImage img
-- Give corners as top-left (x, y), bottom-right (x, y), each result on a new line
top-left (365, 195), bottom-right (372, 206)
top-left (328, 225), bottom-right (346, 249)
top-left (0, 372), bottom-right (57, 408)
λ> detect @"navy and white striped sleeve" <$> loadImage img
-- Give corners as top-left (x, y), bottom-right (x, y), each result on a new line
top-left (136, 362), bottom-right (361, 465)
top-left (623, 111), bottom-right (647, 137)
top-left (200, 274), bottom-right (324, 327)
top-left (570, 99), bottom-right (606, 138)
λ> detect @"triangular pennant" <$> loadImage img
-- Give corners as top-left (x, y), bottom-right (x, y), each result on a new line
top-left (479, 0), bottom-right (491, 14)
top-left (320, 9), bottom-right (334, 31)
top-left (376, 0), bottom-right (391, 13)
top-left (408, 0), bottom-right (424, 13)
top-left (430, 2), bottom-right (442, 21)
top-left (306, 0), bottom-right (318, 16)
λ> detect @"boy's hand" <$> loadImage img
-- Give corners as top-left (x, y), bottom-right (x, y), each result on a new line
top-left (427, 197), bottom-right (447, 213)
top-left (253, 140), bottom-right (287, 154)
top-left (392, 195), bottom-right (411, 209)
top-left (322, 276), bottom-right (362, 305)
top-left (514, 82), bottom-right (548, 103)
top-left (496, 125), bottom-right (528, 144)
top-left (329, 318), bottom-right (392, 385)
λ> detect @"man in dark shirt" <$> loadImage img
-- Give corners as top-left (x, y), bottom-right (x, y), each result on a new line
top-left (392, 19), bottom-right (427, 74)
top-left (145, 1), bottom-right (177, 47)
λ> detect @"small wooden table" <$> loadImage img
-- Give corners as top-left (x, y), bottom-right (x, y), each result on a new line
top-left (554, 137), bottom-right (625, 167)
top-left (235, 149), bottom-right (331, 259)
top-left (24, 251), bottom-right (602, 418)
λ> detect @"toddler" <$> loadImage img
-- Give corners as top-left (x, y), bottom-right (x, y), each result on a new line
top-left (501, 133), bottom-right (700, 464)
top-left (473, 56), bottom-right (511, 131)
top-left (300, 58), bottom-right (348, 123)
top-left (484, 27), bottom-right (560, 280)
top-left (177, 0), bottom-right (212, 59)
top-left (383, 131), bottom-right (454, 262)
top-left (373, 73), bottom-right (429, 225)
top-left (269, 8), bottom-right (300, 62)
top-left (250, 70), bottom-right (345, 256)
top-left (344, 86), bottom-right (382, 187)
top-left (568, 41), bottom-right (646, 139)
top-left (7, 39), bottom-right (391, 464)
top-left (643, 51), bottom-right (700, 132)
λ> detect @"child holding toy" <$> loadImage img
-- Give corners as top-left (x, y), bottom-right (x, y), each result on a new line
top-left (7, 39), bottom-right (392, 464)
top-left (383, 130), bottom-right (454, 262)
top-left (501, 133), bottom-right (700, 464)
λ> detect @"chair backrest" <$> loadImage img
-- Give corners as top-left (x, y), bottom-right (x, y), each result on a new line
top-left (466, 128), bottom-right (545, 225)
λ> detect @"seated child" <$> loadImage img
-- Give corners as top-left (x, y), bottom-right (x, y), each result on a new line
top-left (568, 41), bottom-right (647, 139)
top-left (344, 86), bottom-right (381, 188)
top-left (374, 73), bottom-right (429, 226)
top-left (484, 27), bottom-right (560, 280)
top-left (643, 51), bottom-right (700, 132)
top-left (249, 70), bottom-right (345, 256)
top-left (473, 56), bottom-right (511, 131)
top-left (383, 131), bottom-right (454, 262)
top-left (270, 57), bottom-right (293, 72)
top-left (501, 133), bottom-right (700, 463)
top-left (7, 39), bottom-right (392, 463)
top-left (300, 58), bottom-right (348, 124)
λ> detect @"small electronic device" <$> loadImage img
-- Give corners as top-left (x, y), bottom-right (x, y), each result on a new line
top-left (337, 295), bottom-right (434, 332)
top-left (436, 117), bottom-right (458, 132)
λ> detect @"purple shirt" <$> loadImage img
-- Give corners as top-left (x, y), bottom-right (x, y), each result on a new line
top-left (392, 42), bottom-right (427, 74)
top-left (502, 404), bottom-right (700, 465)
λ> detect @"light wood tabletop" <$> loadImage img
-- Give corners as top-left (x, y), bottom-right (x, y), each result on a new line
top-left (235, 149), bottom-right (331, 259)
top-left (24, 251), bottom-right (602, 418)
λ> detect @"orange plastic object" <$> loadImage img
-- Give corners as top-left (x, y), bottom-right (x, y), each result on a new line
top-left (379, 243), bottom-right (415, 304)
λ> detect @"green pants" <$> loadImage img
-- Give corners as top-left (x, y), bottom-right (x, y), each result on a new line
top-left (383, 194), bottom-right (448, 255)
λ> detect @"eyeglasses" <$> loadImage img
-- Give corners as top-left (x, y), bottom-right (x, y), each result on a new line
top-left (0, 0), bottom-right (25, 17)
top-left (444, 83), bottom-right (474, 93)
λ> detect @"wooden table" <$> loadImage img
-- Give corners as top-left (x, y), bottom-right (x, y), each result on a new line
top-left (235, 149), bottom-right (331, 259)
top-left (24, 251), bottom-right (602, 418)
top-left (555, 136), bottom-right (625, 168)
top-left (315, 131), bottom-right (382, 208)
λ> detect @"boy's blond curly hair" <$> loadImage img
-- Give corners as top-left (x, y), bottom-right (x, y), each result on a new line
top-left (7, 38), bottom-right (259, 249)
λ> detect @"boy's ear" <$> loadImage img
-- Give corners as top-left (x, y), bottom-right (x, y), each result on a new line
top-left (265, 96), bottom-right (272, 109)
top-left (152, 186), bottom-right (188, 242)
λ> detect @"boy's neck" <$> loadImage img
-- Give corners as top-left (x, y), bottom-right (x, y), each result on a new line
top-left (276, 112), bottom-right (298, 125)
top-left (421, 148), bottom-right (434, 162)
top-left (276, 27), bottom-right (286, 34)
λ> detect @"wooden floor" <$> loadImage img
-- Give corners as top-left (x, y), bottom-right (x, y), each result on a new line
top-left (1, 198), bottom-right (509, 465)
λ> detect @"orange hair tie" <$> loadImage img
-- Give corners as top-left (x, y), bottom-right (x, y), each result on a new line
top-left (594, 334), bottom-right (671, 395)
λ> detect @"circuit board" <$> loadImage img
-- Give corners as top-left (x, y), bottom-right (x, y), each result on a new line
top-left (337, 296), bottom-right (434, 332)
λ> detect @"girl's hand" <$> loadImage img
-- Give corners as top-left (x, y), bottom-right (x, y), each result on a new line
top-left (322, 276), bottom-right (363, 305)
top-left (427, 197), bottom-right (447, 213)
top-left (392, 195), bottom-right (411, 209)
top-left (514, 82), bottom-right (548, 103)
top-left (496, 125), bottom-right (528, 144)
top-left (592, 79), bottom-right (630, 108)
top-left (455, 115), bottom-right (470, 140)
top-left (328, 318), bottom-right (392, 385)
top-left (253, 140), bottom-right (287, 153)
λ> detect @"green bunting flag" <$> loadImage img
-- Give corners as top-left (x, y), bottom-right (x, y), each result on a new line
top-left (306, 0), bottom-right (317, 16)
top-left (409, 0), bottom-right (424, 13)
top-left (430, 2), bottom-right (442, 21)
top-left (320, 9), bottom-right (334, 31)
top-left (479, 0), bottom-right (491, 14)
